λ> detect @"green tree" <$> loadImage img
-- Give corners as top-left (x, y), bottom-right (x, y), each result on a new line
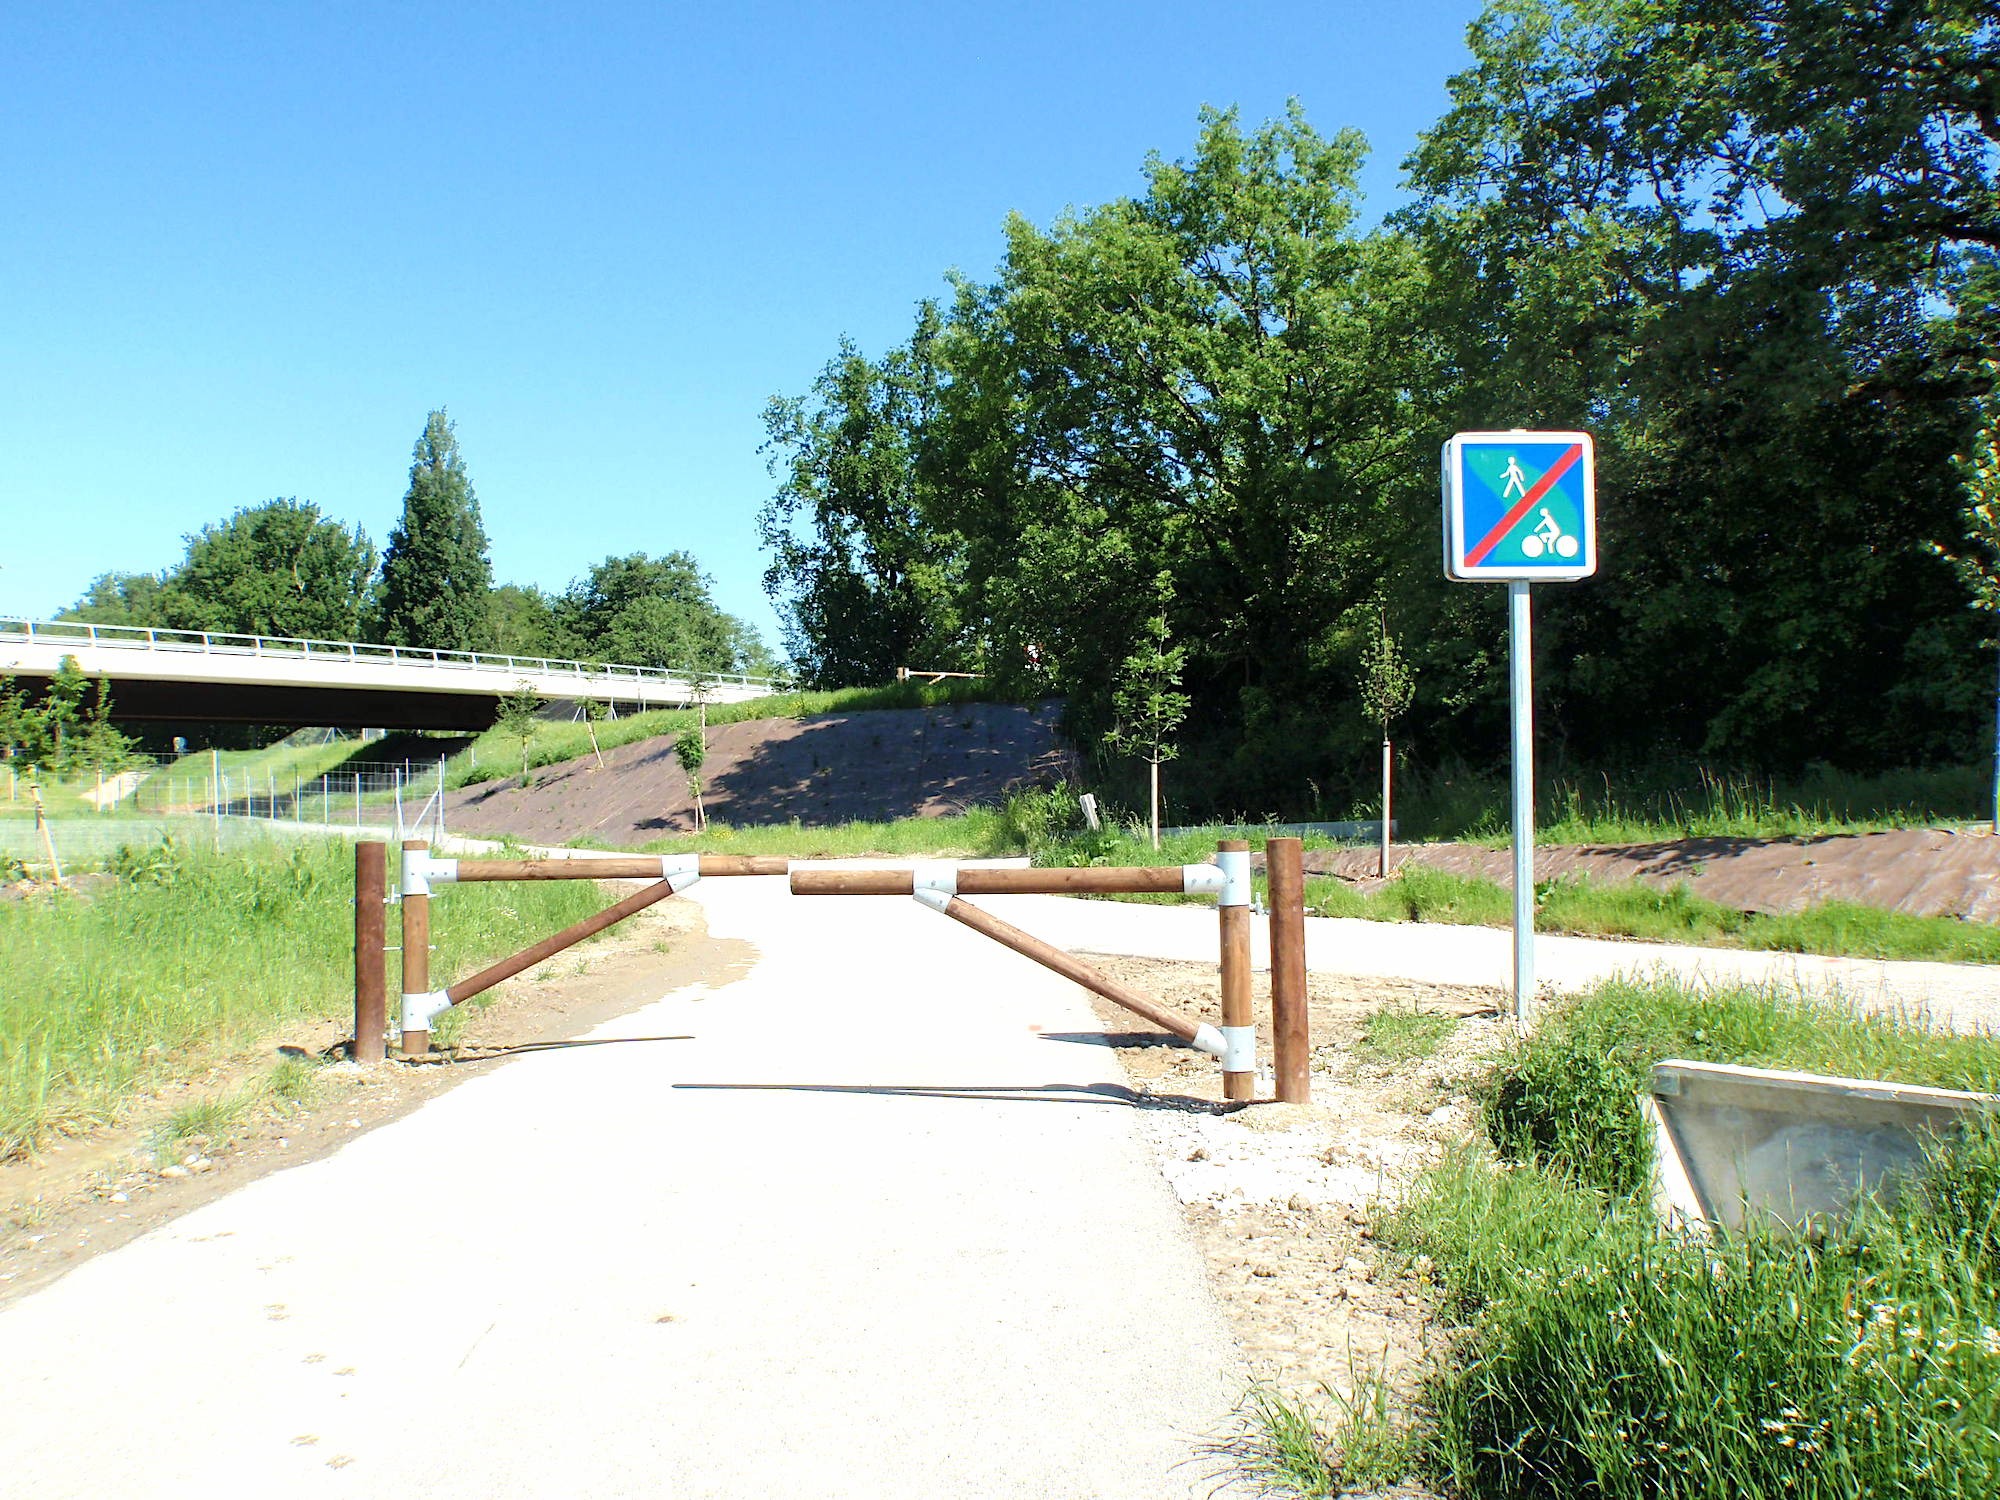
top-left (936, 105), bottom-right (1438, 756)
top-left (161, 498), bottom-right (376, 640)
top-left (1357, 602), bottom-right (1417, 874)
top-left (1104, 587), bottom-right (1190, 851)
top-left (493, 681), bottom-right (544, 788)
top-left (674, 726), bottom-right (707, 832)
top-left (58, 572), bottom-right (175, 630)
top-left (1933, 375), bottom-right (2000, 826)
top-left (1403, 0), bottom-right (1996, 767)
top-left (377, 410), bottom-right (494, 651)
top-left (485, 583), bottom-right (559, 658)
top-left (760, 311), bottom-right (973, 687)
top-left (553, 553), bottom-right (759, 673)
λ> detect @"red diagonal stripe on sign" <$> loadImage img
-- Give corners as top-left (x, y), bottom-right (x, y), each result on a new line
top-left (1464, 443), bottom-right (1583, 568)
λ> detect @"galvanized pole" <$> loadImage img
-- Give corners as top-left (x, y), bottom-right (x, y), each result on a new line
top-left (210, 748), bottom-right (220, 850)
top-left (1508, 581), bottom-right (1536, 1022)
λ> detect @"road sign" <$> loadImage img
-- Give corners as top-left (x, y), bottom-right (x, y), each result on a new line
top-left (1442, 431), bottom-right (1596, 581)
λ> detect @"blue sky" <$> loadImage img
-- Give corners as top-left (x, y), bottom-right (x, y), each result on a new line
top-left (2, 0), bottom-right (1486, 655)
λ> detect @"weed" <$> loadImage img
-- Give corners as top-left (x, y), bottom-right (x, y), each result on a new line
top-left (1358, 1004), bottom-right (1460, 1062)
top-left (1227, 1362), bottom-right (1418, 1496)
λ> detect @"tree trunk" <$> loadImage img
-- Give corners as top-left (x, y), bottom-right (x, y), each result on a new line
top-left (1149, 758), bottom-right (1161, 851)
top-left (1380, 737), bottom-right (1393, 878)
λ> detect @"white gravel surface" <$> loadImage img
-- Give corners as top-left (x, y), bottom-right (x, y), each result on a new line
top-left (0, 876), bottom-right (1250, 1499)
top-left (977, 895), bottom-right (2000, 1032)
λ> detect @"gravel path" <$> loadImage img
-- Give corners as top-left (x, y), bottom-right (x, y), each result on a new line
top-left (0, 876), bottom-right (1251, 1498)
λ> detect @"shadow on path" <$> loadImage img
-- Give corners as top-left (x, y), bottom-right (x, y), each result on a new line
top-left (674, 1079), bottom-right (1244, 1114)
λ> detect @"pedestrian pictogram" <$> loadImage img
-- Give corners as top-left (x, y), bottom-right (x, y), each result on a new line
top-left (1442, 431), bottom-right (1596, 581)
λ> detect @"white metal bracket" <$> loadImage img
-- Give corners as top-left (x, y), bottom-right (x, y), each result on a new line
top-left (399, 848), bottom-right (458, 898)
top-left (1216, 848), bottom-right (1253, 908)
top-left (400, 989), bottom-right (453, 1032)
top-left (1180, 864), bottom-right (1226, 897)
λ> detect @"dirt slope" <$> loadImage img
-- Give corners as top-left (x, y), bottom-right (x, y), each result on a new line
top-left (1308, 825), bottom-right (2000, 922)
top-left (443, 700), bottom-right (1074, 846)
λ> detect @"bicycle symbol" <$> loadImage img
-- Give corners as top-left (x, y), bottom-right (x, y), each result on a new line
top-left (1519, 507), bottom-right (1581, 560)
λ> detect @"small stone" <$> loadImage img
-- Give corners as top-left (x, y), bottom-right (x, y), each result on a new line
top-left (158, 1165), bottom-right (189, 1179)
top-left (1286, 1193), bottom-right (1311, 1212)
top-left (346, 1119), bottom-right (361, 1129)
top-left (1186, 1146), bottom-right (1209, 1162)
top-left (190, 1158), bottom-right (215, 1174)
top-left (1342, 1256), bottom-right (1372, 1278)
top-left (1250, 1264), bottom-right (1278, 1278)
top-left (108, 1192), bottom-right (129, 1204)
top-left (1427, 1104), bottom-right (1456, 1124)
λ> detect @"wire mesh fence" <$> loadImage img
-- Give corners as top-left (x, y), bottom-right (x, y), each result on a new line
top-left (1, 754), bottom-right (453, 877)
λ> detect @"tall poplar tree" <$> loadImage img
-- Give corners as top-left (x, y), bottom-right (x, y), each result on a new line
top-left (377, 410), bottom-right (494, 651)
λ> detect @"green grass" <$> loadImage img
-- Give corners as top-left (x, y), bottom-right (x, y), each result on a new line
top-left (1358, 1003), bottom-right (1462, 1063)
top-left (1301, 868), bottom-right (2000, 965)
top-left (1381, 977), bottom-right (2000, 1500)
top-left (1229, 1367), bottom-right (1417, 1496)
top-left (1390, 760), bottom-right (1987, 844)
top-left (1476, 977), bottom-right (2000, 1196)
top-left (0, 832), bottom-right (602, 1158)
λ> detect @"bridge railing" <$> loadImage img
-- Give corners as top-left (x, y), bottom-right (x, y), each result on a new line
top-left (0, 617), bottom-right (779, 692)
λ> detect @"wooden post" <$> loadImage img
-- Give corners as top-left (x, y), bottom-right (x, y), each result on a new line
top-left (927, 894), bottom-right (1212, 1049)
top-left (1218, 838), bottom-right (1254, 1102)
top-left (441, 877), bottom-right (683, 1008)
top-left (1266, 837), bottom-right (1309, 1104)
top-left (400, 839), bottom-right (431, 1057)
top-left (353, 842), bottom-right (387, 1064)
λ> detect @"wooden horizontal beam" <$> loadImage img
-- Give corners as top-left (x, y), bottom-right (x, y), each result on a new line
top-left (790, 866), bottom-right (1196, 897)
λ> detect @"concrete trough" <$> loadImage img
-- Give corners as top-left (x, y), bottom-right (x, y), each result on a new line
top-left (1647, 1059), bottom-right (1997, 1233)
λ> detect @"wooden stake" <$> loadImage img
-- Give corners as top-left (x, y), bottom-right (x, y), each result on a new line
top-left (400, 840), bottom-right (431, 1057)
top-left (1266, 837), bottom-right (1309, 1104)
top-left (1218, 839), bottom-right (1253, 1102)
top-left (353, 842), bottom-right (387, 1064)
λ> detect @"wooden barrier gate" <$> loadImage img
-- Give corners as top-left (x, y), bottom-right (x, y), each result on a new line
top-left (353, 838), bottom-right (1311, 1103)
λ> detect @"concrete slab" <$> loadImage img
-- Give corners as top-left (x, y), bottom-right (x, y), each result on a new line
top-left (0, 876), bottom-right (1248, 1498)
top-left (1649, 1060), bottom-right (1998, 1232)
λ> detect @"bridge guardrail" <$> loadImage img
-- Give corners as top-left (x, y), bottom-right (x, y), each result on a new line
top-left (0, 617), bottom-right (778, 691)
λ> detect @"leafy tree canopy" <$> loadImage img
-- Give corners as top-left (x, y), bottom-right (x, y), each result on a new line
top-left (554, 552), bottom-right (763, 674)
top-left (377, 409), bottom-right (493, 652)
top-left (760, 306), bottom-right (972, 688)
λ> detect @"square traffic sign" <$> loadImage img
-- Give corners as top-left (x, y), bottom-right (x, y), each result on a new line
top-left (1442, 431), bottom-right (1596, 581)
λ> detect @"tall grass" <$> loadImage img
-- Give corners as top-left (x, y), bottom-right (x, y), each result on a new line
top-left (0, 833), bottom-right (600, 1157)
top-left (1390, 760), bottom-right (1987, 844)
top-left (1385, 979), bottom-right (2000, 1499)
top-left (1302, 869), bottom-right (2000, 965)
top-left (1476, 978), bottom-right (2000, 1196)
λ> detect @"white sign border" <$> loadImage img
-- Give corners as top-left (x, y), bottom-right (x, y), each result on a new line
top-left (1442, 430), bottom-right (1598, 582)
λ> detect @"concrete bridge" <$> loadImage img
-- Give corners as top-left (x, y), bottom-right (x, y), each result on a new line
top-left (0, 617), bottom-right (780, 730)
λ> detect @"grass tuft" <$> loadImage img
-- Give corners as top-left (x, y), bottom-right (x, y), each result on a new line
top-left (1358, 1004), bottom-right (1461, 1063)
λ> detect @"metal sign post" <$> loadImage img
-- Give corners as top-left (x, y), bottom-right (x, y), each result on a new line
top-left (1443, 430), bottom-right (1597, 1023)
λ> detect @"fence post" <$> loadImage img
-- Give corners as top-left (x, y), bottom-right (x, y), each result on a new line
top-left (354, 842), bottom-right (386, 1064)
top-left (1217, 838), bottom-right (1255, 1102)
top-left (400, 839), bottom-right (431, 1056)
top-left (1267, 837), bottom-right (1310, 1104)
